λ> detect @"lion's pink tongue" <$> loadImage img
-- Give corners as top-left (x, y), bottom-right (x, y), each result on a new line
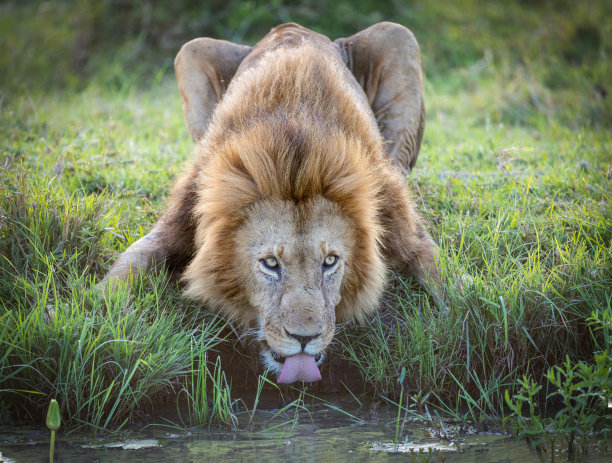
top-left (277, 353), bottom-right (322, 384)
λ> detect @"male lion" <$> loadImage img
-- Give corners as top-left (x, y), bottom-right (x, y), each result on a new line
top-left (103, 22), bottom-right (441, 384)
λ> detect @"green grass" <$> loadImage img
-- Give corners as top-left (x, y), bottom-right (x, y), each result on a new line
top-left (0, 169), bottom-right (229, 430)
top-left (180, 352), bottom-right (238, 428)
top-left (0, 0), bottom-right (610, 441)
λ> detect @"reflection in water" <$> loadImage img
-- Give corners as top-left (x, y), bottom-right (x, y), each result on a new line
top-left (1, 395), bottom-right (610, 463)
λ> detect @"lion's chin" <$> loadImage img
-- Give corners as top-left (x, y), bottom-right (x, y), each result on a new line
top-left (261, 346), bottom-right (324, 384)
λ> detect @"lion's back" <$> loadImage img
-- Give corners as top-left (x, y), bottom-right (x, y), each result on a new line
top-left (199, 31), bottom-right (382, 166)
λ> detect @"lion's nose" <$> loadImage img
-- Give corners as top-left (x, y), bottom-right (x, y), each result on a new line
top-left (285, 329), bottom-right (322, 350)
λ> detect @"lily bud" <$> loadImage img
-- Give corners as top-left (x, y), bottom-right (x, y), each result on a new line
top-left (46, 399), bottom-right (61, 431)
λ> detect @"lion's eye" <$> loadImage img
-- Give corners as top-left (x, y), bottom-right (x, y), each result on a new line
top-left (323, 255), bottom-right (338, 268)
top-left (261, 257), bottom-right (279, 270)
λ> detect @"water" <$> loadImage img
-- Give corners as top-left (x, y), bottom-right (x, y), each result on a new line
top-left (1, 395), bottom-right (609, 462)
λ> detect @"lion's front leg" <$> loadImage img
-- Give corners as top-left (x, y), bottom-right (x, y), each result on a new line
top-left (101, 225), bottom-right (166, 285)
top-left (101, 169), bottom-right (199, 287)
top-left (101, 213), bottom-right (195, 287)
top-left (379, 172), bottom-right (446, 309)
top-left (391, 223), bottom-right (445, 310)
top-left (335, 22), bottom-right (425, 175)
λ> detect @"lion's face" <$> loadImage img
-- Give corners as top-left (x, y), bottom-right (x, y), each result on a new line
top-left (235, 197), bottom-right (354, 382)
top-left (183, 81), bottom-right (388, 383)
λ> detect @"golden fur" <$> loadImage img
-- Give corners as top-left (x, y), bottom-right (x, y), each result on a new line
top-left (183, 46), bottom-right (388, 324)
top-left (103, 23), bottom-right (441, 378)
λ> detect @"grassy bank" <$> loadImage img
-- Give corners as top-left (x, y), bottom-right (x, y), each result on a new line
top-left (1, 0), bottom-right (610, 443)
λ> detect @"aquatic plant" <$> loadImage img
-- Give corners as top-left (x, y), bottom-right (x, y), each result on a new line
top-left (504, 305), bottom-right (611, 461)
top-left (394, 367), bottom-right (407, 452)
top-left (46, 399), bottom-right (60, 463)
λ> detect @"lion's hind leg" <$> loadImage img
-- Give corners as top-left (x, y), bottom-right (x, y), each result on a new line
top-left (335, 22), bottom-right (425, 175)
top-left (175, 38), bottom-right (252, 142)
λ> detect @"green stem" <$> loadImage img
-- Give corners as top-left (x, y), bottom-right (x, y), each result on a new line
top-left (394, 385), bottom-right (404, 452)
top-left (49, 429), bottom-right (55, 463)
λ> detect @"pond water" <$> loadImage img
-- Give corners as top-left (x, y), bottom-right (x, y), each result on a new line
top-left (1, 395), bottom-right (609, 463)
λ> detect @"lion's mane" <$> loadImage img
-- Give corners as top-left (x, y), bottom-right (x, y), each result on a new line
top-left (181, 45), bottom-right (392, 325)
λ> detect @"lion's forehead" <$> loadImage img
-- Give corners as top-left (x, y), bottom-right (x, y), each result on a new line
top-left (237, 197), bottom-right (354, 259)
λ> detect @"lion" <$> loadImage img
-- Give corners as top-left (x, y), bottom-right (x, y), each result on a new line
top-left (102, 22), bottom-right (442, 384)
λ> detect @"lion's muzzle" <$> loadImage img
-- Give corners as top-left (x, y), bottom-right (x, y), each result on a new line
top-left (262, 290), bottom-right (334, 383)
